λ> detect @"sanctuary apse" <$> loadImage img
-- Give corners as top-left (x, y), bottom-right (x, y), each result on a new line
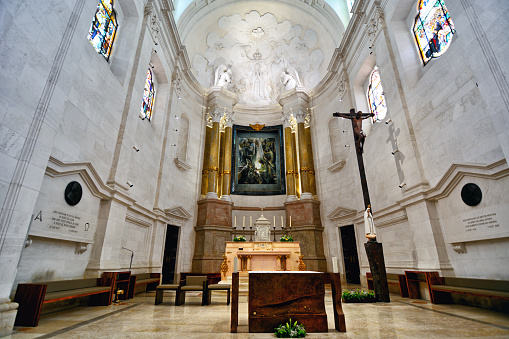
top-left (1, 0), bottom-right (509, 335)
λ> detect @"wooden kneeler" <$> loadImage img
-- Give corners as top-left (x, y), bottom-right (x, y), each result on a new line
top-left (230, 272), bottom-right (239, 333)
top-left (330, 273), bottom-right (346, 332)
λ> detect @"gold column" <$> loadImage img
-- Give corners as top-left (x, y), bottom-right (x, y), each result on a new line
top-left (221, 125), bottom-right (233, 199)
top-left (304, 126), bottom-right (317, 196)
top-left (200, 126), bottom-right (212, 197)
top-left (291, 131), bottom-right (300, 198)
top-left (284, 125), bottom-right (296, 198)
top-left (207, 119), bottom-right (220, 198)
top-left (217, 130), bottom-right (226, 197)
top-left (297, 121), bottom-right (310, 195)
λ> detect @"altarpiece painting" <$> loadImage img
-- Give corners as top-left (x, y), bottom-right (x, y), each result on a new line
top-left (231, 125), bottom-right (285, 195)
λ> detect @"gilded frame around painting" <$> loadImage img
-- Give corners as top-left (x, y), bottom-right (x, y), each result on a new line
top-left (231, 125), bottom-right (286, 196)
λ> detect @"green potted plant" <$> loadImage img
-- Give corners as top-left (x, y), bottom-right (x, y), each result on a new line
top-left (341, 289), bottom-right (376, 303)
top-left (279, 235), bottom-right (293, 242)
top-left (274, 318), bottom-right (306, 338)
top-left (233, 235), bottom-right (246, 242)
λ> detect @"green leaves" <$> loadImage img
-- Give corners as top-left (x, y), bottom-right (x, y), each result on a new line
top-left (341, 288), bottom-right (375, 301)
top-left (279, 235), bottom-right (293, 242)
top-left (274, 318), bottom-right (306, 338)
top-left (233, 236), bottom-right (247, 242)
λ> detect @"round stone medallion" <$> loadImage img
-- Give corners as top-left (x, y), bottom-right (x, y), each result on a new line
top-left (461, 183), bottom-right (482, 206)
top-left (64, 181), bottom-right (83, 206)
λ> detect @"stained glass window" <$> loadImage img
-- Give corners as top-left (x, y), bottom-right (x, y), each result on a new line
top-left (140, 68), bottom-right (156, 121)
top-left (87, 0), bottom-right (118, 60)
top-left (367, 67), bottom-right (387, 122)
top-left (413, 0), bottom-right (455, 65)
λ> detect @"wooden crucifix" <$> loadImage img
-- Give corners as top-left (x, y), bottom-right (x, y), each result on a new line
top-left (332, 108), bottom-right (374, 210)
top-left (332, 108), bottom-right (390, 302)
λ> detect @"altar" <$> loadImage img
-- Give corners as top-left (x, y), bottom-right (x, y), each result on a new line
top-left (223, 241), bottom-right (302, 278)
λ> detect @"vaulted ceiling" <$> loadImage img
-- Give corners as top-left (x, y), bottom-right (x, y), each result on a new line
top-left (174, 0), bottom-right (350, 107)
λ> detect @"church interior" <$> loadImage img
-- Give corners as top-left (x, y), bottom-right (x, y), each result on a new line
top-left (0, 0), bottom-right (508, 337)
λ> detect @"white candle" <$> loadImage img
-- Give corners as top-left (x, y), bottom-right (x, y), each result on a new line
top-left (273, 216), bottom-right (276, 227)
top-left (281, 216), bottom-right (283, 228)
top-left (290, 216), bottom-right (292, 228)
top-left (233, 257), bottom-right (238, 273)
top-left (243, 216), bottom-right (245, 227)
top-left (250, 216), bottom-right (252, 227)
top-left (332, 256), bottom-right (338, 273)
top-left (235, 216), bottom-right (237, 228)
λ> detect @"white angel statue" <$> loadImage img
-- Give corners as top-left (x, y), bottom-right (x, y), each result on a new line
top-left (214, 64), bottom-right (232, 87)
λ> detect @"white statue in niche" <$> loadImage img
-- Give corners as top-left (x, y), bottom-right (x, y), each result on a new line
top-left (214, 64), bottom-right (232, 87)
top-left (280, 67), bottom-right (302, 92)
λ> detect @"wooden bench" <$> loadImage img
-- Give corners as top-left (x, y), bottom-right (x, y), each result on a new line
top-left (366, 272), bottom-right (409, 297)
top-left (207, 283), bottom-right (231, 305)
top-left (13, 278), bottom-right (113, 327)
top-left (128, 273), bottom-right (161, 299)
top-left (180, 272), bottom-right (221, 285)
top-left (429, 277), bottom-right (509, 312)
top-left (405, 271), bottom-right (439, 300)
top-left (155, 284), bottom-right (180, 305)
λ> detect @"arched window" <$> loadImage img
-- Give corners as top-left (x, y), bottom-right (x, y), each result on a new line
top-left (140, 68), bottom-right (156, 121)
top-left (367, 67), bottom-right (387, 122)
top-left (87, 0), bottom-right (118, 60)
top-left (413, 0), bottom-right (455, 65)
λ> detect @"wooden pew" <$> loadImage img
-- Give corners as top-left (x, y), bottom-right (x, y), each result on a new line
top-left (405, 271), bottom-right (440, 301)
top-left (128, 273), bottom-right (161, 299)
top-left (366, 272), bottom-right (409, 297)
top-left (13, 278), bottom-right (113, 327)
top-left (429, 277), bottom-right (509, 313)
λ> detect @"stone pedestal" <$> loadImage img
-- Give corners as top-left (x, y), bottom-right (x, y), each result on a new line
top-left (192, 199), bottom-right (233, 273)
top-left (284, 199), bottom-right (326, 271)
top-left (364, 241), bottom-right (390, 302)
top-left (0, 300), bottom-right (18, 336)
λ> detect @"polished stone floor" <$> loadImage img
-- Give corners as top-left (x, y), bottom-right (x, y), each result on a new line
top-left (6, 286), bottom-right (509, 338)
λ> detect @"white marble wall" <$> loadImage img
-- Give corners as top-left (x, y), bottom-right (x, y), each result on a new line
top-left (1, 1), bottom-right (509, 334)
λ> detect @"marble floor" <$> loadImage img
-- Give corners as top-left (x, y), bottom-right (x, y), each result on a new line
top-left (6, 286), bottom-right (509, 338)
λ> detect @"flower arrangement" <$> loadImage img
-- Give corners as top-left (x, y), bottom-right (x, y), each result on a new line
top-left (274, 318), bottom-right (306, 338)
top-left (280, 235), bottom-right (293, 242)
top-left (233, 236), bottom-right (246, 242)
top-left (341, 289), bottom-right (376, 303)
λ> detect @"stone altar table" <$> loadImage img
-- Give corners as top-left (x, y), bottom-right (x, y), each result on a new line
top-left (223, 242), bottom-right (302, 279)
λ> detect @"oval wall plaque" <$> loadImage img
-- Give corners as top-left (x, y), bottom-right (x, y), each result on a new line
top-left (64, 181), bottom-right (83, 206)
top-left (461, 183), bottom-right (482, 206)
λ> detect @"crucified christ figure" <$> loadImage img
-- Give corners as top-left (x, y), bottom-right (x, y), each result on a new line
top-left (333, 109), bottom-right (374, 153)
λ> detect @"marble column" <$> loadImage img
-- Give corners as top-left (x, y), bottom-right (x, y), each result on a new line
top-left (283, 114), bottom-right (297, 201)
top-left (218, 130), bottom-right (226, 198)
top-left (291, 130), bottom-right (300, 198)
top-left (200, 124), bottom-right (212, 198)
top-left (221, 113), bottom-right (234, 201)
top-left (206, 108), bottom-right (222, 199)
top-left (295, 109), bottom-right (312, 199)
top-left (304, 115), bottom-right (317, 196)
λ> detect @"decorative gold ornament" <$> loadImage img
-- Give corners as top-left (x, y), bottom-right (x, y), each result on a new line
top-left (220, 255), bottom-right (229, 277)
top-left (298, 255), bottom-right (306, 271)
top-left (250, 124), bottom-right (265, 131)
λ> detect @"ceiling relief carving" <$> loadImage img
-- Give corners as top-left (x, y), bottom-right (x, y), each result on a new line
top-left (192, 11), bottom-right (324, 106)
